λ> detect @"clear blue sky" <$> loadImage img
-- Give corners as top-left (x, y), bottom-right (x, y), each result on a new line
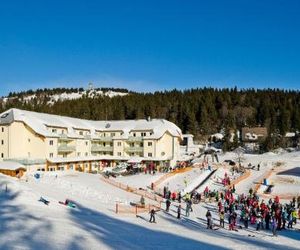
top-left (0, 0), bottom-right (300, 96)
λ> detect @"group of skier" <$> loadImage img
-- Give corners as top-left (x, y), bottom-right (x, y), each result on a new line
top-left (215, 186), bottom-right (300, 236)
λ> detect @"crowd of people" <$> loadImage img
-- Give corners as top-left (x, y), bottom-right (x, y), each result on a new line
top-left (156, 169), bottom-right (300, 238)
top-left (215, 186), bottom-right (300, 236)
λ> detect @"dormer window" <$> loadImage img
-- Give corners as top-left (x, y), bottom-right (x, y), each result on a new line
top-left (133, 133), bottom-right (136, 137)
top-left (79, 131), bottom-right (83, 135)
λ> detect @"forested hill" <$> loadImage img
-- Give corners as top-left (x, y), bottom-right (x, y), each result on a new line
top-left (1, 87), bottom-right (300, 139)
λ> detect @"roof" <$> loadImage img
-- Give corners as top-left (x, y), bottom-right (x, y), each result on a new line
top-left (47, 155), bottom-right (171, 164)
top-left (0, 161), bottom-right (27, 171)
top-left (241, 127), bottom-right (268, 141)
top-left (0, 108), bottom-right (182, 140)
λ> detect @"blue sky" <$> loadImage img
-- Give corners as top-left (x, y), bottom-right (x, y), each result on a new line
top-left (0, 0), bottom-right (300, 96)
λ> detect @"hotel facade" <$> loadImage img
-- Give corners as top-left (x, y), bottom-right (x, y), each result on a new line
top-left (0, 109), bottom-right (182, 172)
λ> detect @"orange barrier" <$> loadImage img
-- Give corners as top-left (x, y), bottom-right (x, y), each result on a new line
top-left (152, 167), bottom-right (193, 194)
top-left (101, 176), bottom-right (163, 203)
top-left (230, 170), bottom-right (251, 187)
top-left (115, 202), bottom-right (161, 215)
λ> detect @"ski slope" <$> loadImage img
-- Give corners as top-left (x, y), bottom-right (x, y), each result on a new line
top-left (1, 151), bottom-right (300, 249)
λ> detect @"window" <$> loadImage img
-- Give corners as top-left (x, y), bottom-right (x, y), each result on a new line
top-left (103, 142), bottom-right (106, 146)
top-left (28, 138), bottom-right (31, 143)
top-left (130, 143), bottom-right (134, 147)
top-left (140, 142), bottom-right (143, 147)
top-left (49, 153), bottom-right (53, 158)
top-left (117, 142), bottom-right (122, 146)
top-left (148, 153), bottom-right (153, 157)
top-left (1, 127), bottom-right (4, 132)
top-left (133, 133), bottom-right (136, 137)
top-left (110, 142), bottom-right (113, 147)
top-left (117, 152), bottom-right (121, 156)
top-left (77, 152), bottom-right (81, 157)
top-left (85, 152), bottom-right (88, 156)
top-left (142, 132), bottom-right (146, 137)
top-left (79, 131), bottom-right (83, 135)
top-left (148, 142), bottom-right (152, 146)
top-left (1, 140), bottom-right (3, 145)
top-left (111, 132), bottom-right (115, 137)
top-left (49, 140), bottom-right (53, 146)
top-left (85, 141), bottom-right (88, 146)
top-left (52, 129), bottom-right (57, 133)
top-left (161, 152), bottom-right (166, 156)
top-left (1, 153), bottom-right (3, 158)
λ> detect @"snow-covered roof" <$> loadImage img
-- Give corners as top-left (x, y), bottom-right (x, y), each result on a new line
top-left (210, 133), bottom-right (224, 140)
top-left (285, 132), bottom-right (296, 138)
top-left (0, 109), bottom-right (182, 140)
top-left (0, 161), bottom-right (27, 170)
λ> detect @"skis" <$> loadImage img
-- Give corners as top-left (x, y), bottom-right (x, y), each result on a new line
top-left (39, 197), bottom-right (50, 205)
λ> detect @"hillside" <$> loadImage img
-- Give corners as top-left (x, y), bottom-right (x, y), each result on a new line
top-left (1, 87), bottom-right (300, 149)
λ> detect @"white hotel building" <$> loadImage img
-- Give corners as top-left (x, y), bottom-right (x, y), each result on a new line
top-left (0, 109), bottom-right (182, 172)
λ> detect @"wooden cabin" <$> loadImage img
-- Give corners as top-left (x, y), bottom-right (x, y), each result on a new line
top-left (0, 161), bottom-right (26, 177)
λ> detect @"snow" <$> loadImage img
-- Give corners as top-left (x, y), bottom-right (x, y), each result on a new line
top-left (115, 173), bottom-right (164, 190)
top-left (0, 161), bottom-right (26, 170)
top-left (1, 151), bottom-right (300, 249)
top-left (181, 169), bottom-right (213, 195)
top-left (0, 108), bottom-right (182, 140)
top-left (2, 90), bottom-right (129, 105)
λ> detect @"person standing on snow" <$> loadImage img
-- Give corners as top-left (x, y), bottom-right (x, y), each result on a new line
top-left (219, 211), bottom-right (225, 228)
top-left (186, 201), bottom-right (191, 217)
top-left (206, 210), bottom-right (213, 229)
top-left (166, 199), bottom-right (171, 212)
top-left (149, 209), bottom-right (156, 223)
top-left (272, 217), bottom-right (278, 236)
top-left (177, 205), bottom-right (181, 219)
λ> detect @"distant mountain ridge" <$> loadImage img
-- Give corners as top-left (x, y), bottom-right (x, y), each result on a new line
top-left (1, 86), bottom-right (300, 152)
top-left (2, 87), bottom-right (130, 105)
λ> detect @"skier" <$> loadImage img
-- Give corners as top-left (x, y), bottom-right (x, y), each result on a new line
top-left (177, 205), bottom-right (181, 219)
top-left (206, 210), bottom-right (213, 229)
top-left (149, 209), bottom-right (156, 223)
top-left (166, 199), bottom-right (171, 212)
top-left (272, 217), bottom-right (277, 236)
top-left (186, 201), bottom-right (191, 217)
top-left (257, 164), bottom-right (260, 171)
top-left (178, 192), bottom-right (182, 203)
top-left (265, 211), bottom-right (271, 230)
top-left (140, 196), bottom-right (145, 207)
top-left (219, 210), bottom-right (225, 228)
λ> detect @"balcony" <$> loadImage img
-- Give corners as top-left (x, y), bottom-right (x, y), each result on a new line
top-left (125, 146), bottom-right (144, 153)
top-left (58, 134), bottom-right (73, 141)
top-left (58, 144), bottom-right (76, 152)
top-left (96, 136), bottom-right (113, 142)
top-left (91, 145), bottom-right (113, 152)
top-left (84, 134), bottom-right (91, 140)
top-left (128, 136), bottom-right (143, 142)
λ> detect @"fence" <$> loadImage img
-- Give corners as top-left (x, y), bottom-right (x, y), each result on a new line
top-left (101, 176), bottom-right (164, 203)
top-left (115, 202), bottom-right (161, 215)
top-left (152, 167), bottom-right (193, 195)
top-left (230, 170), bottom-right (251, 187)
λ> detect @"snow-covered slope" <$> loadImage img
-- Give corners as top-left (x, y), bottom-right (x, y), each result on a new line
top-left (1, 152), bottom-right (300, 250)
top-left (2, 89), bottom-right (129, 105)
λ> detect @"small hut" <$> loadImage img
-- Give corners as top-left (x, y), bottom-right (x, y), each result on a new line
top-left (0, 161), bottom-right (27, 177)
